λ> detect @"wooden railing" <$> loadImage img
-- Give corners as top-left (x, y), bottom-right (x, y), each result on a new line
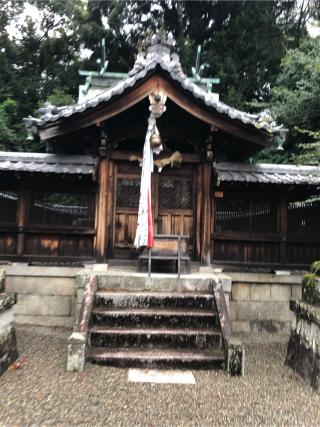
top-left (213, 195), bottom-right (320, 267)
top-left (0, 188), bottom-right (96, 262)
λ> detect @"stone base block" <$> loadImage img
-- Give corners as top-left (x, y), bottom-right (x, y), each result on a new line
top-left (286, 329), bottom-right (320, 392)
top-left (0, 269), bottom-right (5, 292)
top-left (250, 320), bottom-right (290, 334)
top-left (232, 320), bottom-right (250, 333)
top-left (0, 325), bottom-right (18, 376)
top-left (14, 295), bottom-right (72, 316)
top-left (67, 332), bottom-right (86, 372)
top-left (286, 301), bottom-right (320, 393)
top-left (227, 337), bottom-right (245, 376)
top-left (14, 314), bottom-right (73, 328)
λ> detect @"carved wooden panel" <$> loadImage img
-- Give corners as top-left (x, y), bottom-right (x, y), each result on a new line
top-left (113, 164), bottom-right (196, 256)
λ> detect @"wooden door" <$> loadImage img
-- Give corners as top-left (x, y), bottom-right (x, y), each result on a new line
top-left (156, 166), bottom-right (195, 256)
top-left (114, 162), bottom-right (140, 256)
top-left (113, 162), bottom-right (195, 257)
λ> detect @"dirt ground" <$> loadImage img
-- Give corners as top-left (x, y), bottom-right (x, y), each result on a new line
top-left (1, 325), bottom-right (320, 427)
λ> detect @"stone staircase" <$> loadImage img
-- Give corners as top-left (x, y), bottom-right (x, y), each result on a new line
top-left (86, 291), bottom-right (225, 368)
top-left (67, 272), bottom-right (244, 375)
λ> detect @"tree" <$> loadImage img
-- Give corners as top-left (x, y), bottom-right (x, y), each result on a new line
top-left (292, 129), bottom-right (320, 165)
top-left (0, 0), bottom-right (318, 152)
top-left (0, 99), bottom-right (25, 151)
top-left (255, 37), bottom-right (320, 164)
top-left (0, 0), bottom-right (85, 151)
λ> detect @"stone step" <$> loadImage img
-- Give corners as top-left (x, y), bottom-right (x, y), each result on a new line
top-left (96, 274), bottom-right (212, 293)
top-left (89, 326), bottom-right (222, 349)
top-left (94, 291), bottom-right (214, 310)
top-left (92, 307), bottom-right (218, 328)
top-left (86, 346), bottom-right (225, 368)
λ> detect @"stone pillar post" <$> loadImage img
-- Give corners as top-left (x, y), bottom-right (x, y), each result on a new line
top-left (0, 269), bottom-right (18, 376)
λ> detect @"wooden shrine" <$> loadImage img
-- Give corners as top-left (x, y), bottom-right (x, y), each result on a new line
top-left (0, 37), bottom-right (320, 268)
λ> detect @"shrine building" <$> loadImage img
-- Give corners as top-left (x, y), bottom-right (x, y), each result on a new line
top-left (0, 37), bottom-right (320, 270)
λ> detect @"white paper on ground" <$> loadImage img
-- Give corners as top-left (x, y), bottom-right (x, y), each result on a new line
top-left (128, 368), bottom-right (196, 384)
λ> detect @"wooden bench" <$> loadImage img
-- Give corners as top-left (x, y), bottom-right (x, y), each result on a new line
top-left (137, 234), bottom-right (191, 277)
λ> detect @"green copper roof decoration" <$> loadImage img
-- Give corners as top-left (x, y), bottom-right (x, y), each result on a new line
top-left (78, 38), bottom-right (128, 99)
top-left (79, 38), bottom-right (219, 100)
top-left (191, 45), bottom-right (220, 93)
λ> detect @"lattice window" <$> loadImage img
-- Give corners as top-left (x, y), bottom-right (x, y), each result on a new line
top-left (288, 198), bottom-right (320, 235)
top-left (215, 198), bottom-right (277, 233)
top-left (116, 177), bottom-right (140, 209)
top-left (159, 177), bottom-right (193, 210)
top-left (0, 191), bottom-right (18, 224)
top-left (28, 192), bottom-right (95, 227)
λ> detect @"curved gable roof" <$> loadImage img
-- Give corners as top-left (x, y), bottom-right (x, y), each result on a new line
top-left (24, 42), bottom-right (283, 143)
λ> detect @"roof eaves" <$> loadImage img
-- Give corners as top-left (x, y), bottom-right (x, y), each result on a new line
top-left (24, 48), bottom-right (283, 138)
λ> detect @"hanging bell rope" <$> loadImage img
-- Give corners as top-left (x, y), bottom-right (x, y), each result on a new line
top-left (134, 91), bottom-right (167, 249)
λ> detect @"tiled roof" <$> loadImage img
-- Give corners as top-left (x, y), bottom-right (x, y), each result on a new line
top-left (215, 162), bottom-right (320, 186)
top-left (0, 152), bottom-right (97, 176)
top-left (0, 152), bottom-right (318, 186)
top-left (24, 42), bottom-right (283, 137)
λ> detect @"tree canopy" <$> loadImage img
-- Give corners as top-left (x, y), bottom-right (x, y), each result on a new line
top-left (255, 36), bottom-right (320, 164)
top-left (0, 0), bottom-right (319, 161)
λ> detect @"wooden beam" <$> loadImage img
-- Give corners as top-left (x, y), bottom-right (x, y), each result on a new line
top-left (201, 162), bottom-right (212, 266)
top-left (39, 72), bottom-right (271, 147)
top-left (95, 157), bottom-right (109, 261)
top-left (109, 150), bottom-right (201, 164)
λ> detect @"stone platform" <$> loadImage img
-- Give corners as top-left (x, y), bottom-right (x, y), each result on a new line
top-left (286, 263), bottom-right (320, 393)
top-left (0, 269), bottom-right (18, 375)
top-left (1, 263), bottom-right (303, 339)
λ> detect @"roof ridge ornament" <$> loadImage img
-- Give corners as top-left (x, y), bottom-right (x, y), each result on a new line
top-left (147, 32), bottom-right (176, 50)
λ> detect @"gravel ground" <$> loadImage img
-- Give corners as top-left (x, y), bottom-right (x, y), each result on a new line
top-left (1, 326), bottom-right (320, 427)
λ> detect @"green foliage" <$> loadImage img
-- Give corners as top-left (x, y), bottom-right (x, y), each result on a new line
top-left (81, 1), bottom-right (305, 109)
top-left (272, 38), bottom-right (320, 130)
top-left (0, 99), bottom-right (25, 151)
top-left (254, 37), bottom-right (320, 164)
top-left (41, 89), bottom-right (75, 108)
top-left (0, 0), bottom-right (319, 154)
top-left (302, 262), bottom-right (320, 304)
top-left (292, 128), bottom-right (320, 165)
top-left (311, 261), bottom-right (320, 276)
top-left (302, 275), bottom-right (317, 303)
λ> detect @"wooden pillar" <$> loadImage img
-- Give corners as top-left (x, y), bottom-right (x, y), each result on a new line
top-left (201, 162), bottom-right (212, 266)
top-left (95, 157), bottom-right (109, 262)
top-left (16, 189), bottom-right (28, 256)
top-left (279, 196), bottom-right (288, 265)
top-left (105, 160), bottom-right (115, 259)
top-left (195, 165), bottom-right (202, 261)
